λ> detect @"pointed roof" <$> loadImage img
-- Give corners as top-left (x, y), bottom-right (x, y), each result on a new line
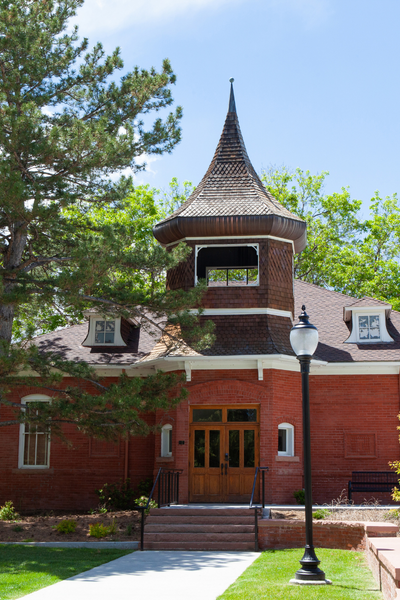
top-left (154, 82), bottom-right (307, 252)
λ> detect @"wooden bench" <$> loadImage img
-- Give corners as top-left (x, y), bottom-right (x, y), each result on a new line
top-left (348, 471), bottom-right (398, 502)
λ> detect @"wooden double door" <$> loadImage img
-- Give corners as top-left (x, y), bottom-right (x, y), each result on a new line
top-left (189, 406), bottom-right (260, 503)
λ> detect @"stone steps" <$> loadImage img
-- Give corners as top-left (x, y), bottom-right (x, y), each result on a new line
top-left (146, 515), bottom-right (254, 525)
top-left (144, 541), bottom-right (255, 551)
top-left (143, 507), bottom-right (257, 551)
top-left (145, 523), bottom-right (254, 533)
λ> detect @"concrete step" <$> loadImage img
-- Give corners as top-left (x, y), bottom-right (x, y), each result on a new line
top-left (145, 532), bottom-right (255, 543)
top-left (146, 515), bottom-right (255, 525)
top-left (145, 523), bottom-right (255, 533)
top-left (143, 541), bottom-right (256, 551)
top-left (149, 508), bottom-right (252, 517)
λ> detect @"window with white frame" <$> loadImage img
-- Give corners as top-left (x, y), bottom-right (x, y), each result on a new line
top-left (82, 316), bottom-right (127, 347)
top-left (278, 423), bottom-right (294, 456)
top-left (358, 315), bottom-right (380, 341)
top-left (161, 424), bottom-right (172, 457)
top-left (195, 244), bottom-right (259, 287)
top-left (19, 395), bottom-right (51, 468)
top-left (95, 319), bottom-right (115, 344)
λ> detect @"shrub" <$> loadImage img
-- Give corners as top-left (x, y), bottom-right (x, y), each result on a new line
top-left (384, 508), bottom-right (400, 520)
top-left (136, 478), bottom-right (153, 497)
top-left (55, 519), bottom-right (77, 534)
top-left (89, 519), bottom-right (117, 538)
top-left (313, 508), bottom-right (331, 520)
top-left (134, 496), bottom-right (158, 515)
top-left (0, 501), bottom-right (19, 521)
top-left (293, 490), bottom-right (305, 505)
top-left (12, 525), bottom-right (23, 532)
top-left (95, 479), bottom-right (135, 510)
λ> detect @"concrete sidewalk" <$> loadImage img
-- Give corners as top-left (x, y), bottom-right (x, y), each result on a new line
top-left (21, 550), bottom-right (260, 600)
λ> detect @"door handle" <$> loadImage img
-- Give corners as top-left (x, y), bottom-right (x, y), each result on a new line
top-left (225, 463), bottom-right (228, 475)
top-left (221, 463), bottom-right (223, 475)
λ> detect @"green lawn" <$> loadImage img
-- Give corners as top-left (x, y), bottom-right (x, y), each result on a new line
top-left (0, 545), bottom-right (134, 600)
top-left (217, 549), bottom-right (383, 600)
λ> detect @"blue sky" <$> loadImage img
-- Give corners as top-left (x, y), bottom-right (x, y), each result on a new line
top-left (73, 0), bottom-right (400, 214)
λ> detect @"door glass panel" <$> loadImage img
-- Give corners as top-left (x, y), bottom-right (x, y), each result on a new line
top-left (227, 409), bottom-right (257, 422)
top-left (192, 409), bottom-right (222, 422)
top-left (194, 430), bottom-right (205, 467)
top-left (229, 430), bottom-right (240, 467)
top-left (244, 430), bottom-right (255, 467)
top-left (209, 430), bottom-right (220, 468)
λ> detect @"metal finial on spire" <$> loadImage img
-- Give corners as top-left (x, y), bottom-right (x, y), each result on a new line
top-left (228, 78), bottom-right (236, 113)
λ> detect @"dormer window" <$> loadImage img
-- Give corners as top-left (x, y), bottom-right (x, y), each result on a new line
top-left (95, 320), bottom-right (115, 344)
top-left (82, 314), bottom-right (129, 347)
top-left (195, 244), bottom-right (259, 287)
top-left (344, 299), bottom-right (394, 344)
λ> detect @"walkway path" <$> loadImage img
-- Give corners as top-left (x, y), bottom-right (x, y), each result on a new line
top-left (21, 550), bottom-right (260, 600)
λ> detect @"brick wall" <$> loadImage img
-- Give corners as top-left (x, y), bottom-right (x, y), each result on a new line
top-left (150, 369), bottom-right (400, 506)
top-left (0, 379), bottom-right (155, 511)
top-left (258, 520), bottom-right (398, 552)
top-left (258, 519), bottom-right (367, 551)
top-left (1, 368), bottom-right (399, 510)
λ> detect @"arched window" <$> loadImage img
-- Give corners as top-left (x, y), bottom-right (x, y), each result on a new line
top-left (18, 395), bottom-right (51, 468)
top-left (161, 424), bottom-right (173, 457)
top-left (278, 423), bottom-right (294, 457)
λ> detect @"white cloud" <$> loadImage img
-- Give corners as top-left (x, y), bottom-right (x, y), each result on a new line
top-left (74, 0), bottom-right (332, 34)
top-left (74, 0), bottom-right (239, 34)
top-left (268, 0), bottom-right (333, 28)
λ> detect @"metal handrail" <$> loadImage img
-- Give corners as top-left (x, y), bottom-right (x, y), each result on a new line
top-left (249, 466), bottom-right (269, 508)
top-left (249, 466), bottom-right (269, 551)
top-left (139, 467), bottom-right (183, 550)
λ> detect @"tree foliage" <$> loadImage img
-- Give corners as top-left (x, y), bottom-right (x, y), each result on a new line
top-left (0, 0), bottom-right (209, 439)
top-left (262, 167), bottom-right (400, 310)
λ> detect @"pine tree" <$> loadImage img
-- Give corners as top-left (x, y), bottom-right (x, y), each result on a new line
top-left (0, 1), bottom-right (210, 439)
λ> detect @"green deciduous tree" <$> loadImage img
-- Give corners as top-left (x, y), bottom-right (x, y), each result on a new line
top-left (262, 167), bottom-right (400, 310)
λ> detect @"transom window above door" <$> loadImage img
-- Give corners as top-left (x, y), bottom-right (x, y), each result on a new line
top-left (191, 406), bottom-right (258, 423)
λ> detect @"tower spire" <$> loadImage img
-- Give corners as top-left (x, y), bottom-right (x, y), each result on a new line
top-left (228, 77), bottom-right (236, 113)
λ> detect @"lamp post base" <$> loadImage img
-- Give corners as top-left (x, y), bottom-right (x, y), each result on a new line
top-left (290, 578), bottom-right (332, 586)
top-left (290, 545), bottom-right (332, 585)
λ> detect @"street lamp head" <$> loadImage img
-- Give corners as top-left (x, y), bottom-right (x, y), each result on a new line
top-left (290, 305), bottom-right (319, 358)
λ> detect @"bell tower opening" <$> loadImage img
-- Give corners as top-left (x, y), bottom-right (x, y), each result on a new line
top-left (195, 244), bottom-right (259, 287)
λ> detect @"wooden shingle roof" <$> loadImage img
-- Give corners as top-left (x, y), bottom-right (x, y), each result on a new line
top-left (153, 83), bottom-right (307, 252)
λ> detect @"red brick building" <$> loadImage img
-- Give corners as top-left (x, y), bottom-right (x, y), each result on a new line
top-left (2, 84), bottom-right (400, 511)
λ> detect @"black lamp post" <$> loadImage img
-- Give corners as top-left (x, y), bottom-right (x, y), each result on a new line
top-left (289, 305), bottom-right (330, 585)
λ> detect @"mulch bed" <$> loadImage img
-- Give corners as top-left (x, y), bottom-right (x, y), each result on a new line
top-left (0, 510), bottom-right (142, 543)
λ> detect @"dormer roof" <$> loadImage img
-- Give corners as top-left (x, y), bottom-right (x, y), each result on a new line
top-left (153, 82), bottom-right (307, 252)
top-left (343, 297), bottom-right (392, 322)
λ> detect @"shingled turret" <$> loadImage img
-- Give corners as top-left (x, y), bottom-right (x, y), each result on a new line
top-left (153, 81), bottom-right (306, 253)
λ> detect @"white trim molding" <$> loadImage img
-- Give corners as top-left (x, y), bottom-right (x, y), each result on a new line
top-left (127, 354), bottom-right (327, 377)
top-left (311, 361), bottom-right (400, 375)
top-left (165, 235), bottom-right (295, 252)
top-left (187, 307), bottom-right (293, 319)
